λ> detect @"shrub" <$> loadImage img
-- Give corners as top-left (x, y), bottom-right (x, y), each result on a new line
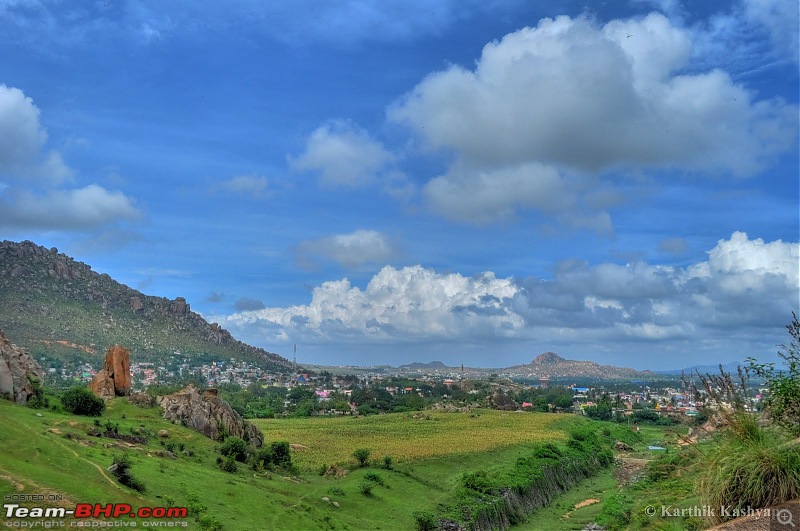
top-left (596, 491), bottom-right (631, 528)
top-left (218, 456), bottom-right (238, 473)
top-left (352, 448), bottom-right (371, 467)
top-left (462, 470), bottom-right (494, 494)
top-left (61, 386), bottom-right (105, 416)
top-left (250, 441), bottom-right (292, 471)
top-left (532, 442), bottom-right (562, 460)
top-left (412, 510), bottom-right (438, 531)
top-left (363, 472), bottom-right (385, 487)
top-left (26, 376), bottom-right (47, 409)
top-left (219, 436), bottom-right (248, 462)
top-left (109, 455), bottom-right (146, 493)
top-left (381, 455), bottom-right (393, 470)
top-left (698, 435), bottom-right (800, 523)
top-left (358, 481), bottom-right (373, 496)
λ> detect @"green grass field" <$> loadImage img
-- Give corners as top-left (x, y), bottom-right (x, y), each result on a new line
top-left (252, 410), bottom-right (575, 471)
top-left (0, 399), bottom-right (593, 530)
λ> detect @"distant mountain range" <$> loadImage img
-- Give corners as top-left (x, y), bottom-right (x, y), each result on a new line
top-left (0, 240), bottom-right (292, 371)
top-left (655, 361), bottom-right (744, 375)
top-left (398, 361), bottom-right (449, 370)
top-left (310, 352), bottom-right (663, 380)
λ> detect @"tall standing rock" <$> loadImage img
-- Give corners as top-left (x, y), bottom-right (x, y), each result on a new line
top-left (0, 329), bottom-right (44, 405)
top-left (89, 345), bottom-right (131, 398)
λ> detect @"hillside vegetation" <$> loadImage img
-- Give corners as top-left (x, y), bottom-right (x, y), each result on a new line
top-left (0, 396), bottom-right (625, 530)
top-left (0, 240), bottom-right (290, 370)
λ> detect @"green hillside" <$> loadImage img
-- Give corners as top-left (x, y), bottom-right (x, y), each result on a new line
top-left (0, 240), bottom-right (290, 371)
top-left (0, 397), bottom-right (610, 530)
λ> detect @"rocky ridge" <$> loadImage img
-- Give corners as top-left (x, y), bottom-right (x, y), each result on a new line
top-left (0, 240), bottom-right (291, 371)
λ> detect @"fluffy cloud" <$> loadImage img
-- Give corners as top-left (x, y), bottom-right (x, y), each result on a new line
top-left (0, 83), bottom-right (142, 234)
top-left (215, 232), bottom-right (798, 357)
top-left (218, 265), bottom-right (522, 343)
top-left (290, 121), bottom-right (395, 187)
top-left (0, 185), bottom-right (140, 230)
top-left (0, 84), bottom-right (71, 183)
top-left (423, 162), bottom-right (613, 231)
top-left (294, 229), bottom-right (398, 270)
top-left (389, 13), bottom-right (797, 223)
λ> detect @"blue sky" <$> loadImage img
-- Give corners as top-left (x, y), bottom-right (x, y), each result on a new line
top-left (0, 0), bottom-right (797, 370)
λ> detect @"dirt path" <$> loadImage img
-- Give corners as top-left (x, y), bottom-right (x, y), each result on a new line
top-left (615, 456), bottom-right (650, 485)
top-left (18, 417), bottom-right (133, 495)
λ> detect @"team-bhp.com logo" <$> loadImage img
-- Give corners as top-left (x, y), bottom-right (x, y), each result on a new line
top-left (4, 503), bottom-right (188, 525)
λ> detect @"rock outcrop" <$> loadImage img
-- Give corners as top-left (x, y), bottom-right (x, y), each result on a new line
top-left (158, 385), bottom-right (262, 447)
top-left (0, 329), bottom-right (44, 404)
top-left (89, 345), bottom-right (131, 398)
top-left (531, 352), bottom-right (565, 365)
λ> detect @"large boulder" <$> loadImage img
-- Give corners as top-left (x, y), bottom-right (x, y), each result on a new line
top-left (0, 329), bottom-right (44, 405)
top-left (158, 385), bottom-right (262, 447)
top-left (89, 345), bottom-right (131, 398)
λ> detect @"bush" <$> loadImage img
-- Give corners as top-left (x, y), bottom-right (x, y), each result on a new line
top-left (61, 386), bottom-right (105, 416)
top-left (381, 455), bottom-right (393, 470)
top-left (698, 435), bottom-right (800, 523)
top-left (596, 491), bottom-right (631, 528)
top-left (109, 455), bottom-right (146, 493)
top-left (363, 472), bottom-right (385, 487)
top-left (412, 510), bottom-right (438, 531)
top-left (26, 376), bottom-right (47, 409)
top-left (219, 436), bottom-right (248, 462)
top-left (218, 456), bottom-right (238, 473)
top-left (358, 481), bottom-right (374, 496)
top-left (250, 441), bottom-right (292, 471)
top-left (352, 448), bottom-right (371, 467)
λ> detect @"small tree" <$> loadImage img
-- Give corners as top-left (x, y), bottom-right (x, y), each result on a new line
top-left (61, 386), bottom-right (105, 416)
top-left (352, 448), bottom-right (371, 467)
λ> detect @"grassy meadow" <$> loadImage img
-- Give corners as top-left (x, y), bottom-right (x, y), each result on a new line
top-left (0, 398), bottom-right (594, 530)
top-left (252, 410), bottom-right (577, 471)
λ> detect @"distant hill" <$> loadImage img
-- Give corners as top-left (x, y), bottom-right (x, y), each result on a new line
top-left (531, 352), bottom-right (565, 365)
top-left (307, 351), bottom-right (660, 380)
top-left (399, 361), bottom-right (448, 370)
top-left (655, 361), bottom-right (743, 375)
top-left (505, 352), bottom-right (655, 380)
top-left (0, 240), bottom-right (292, 371)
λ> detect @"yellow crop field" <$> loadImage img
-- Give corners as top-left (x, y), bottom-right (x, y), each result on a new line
top-left (252, 410), bottom-right (570, 470)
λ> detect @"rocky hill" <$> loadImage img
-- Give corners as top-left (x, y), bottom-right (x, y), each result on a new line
top-left (0, 240), bottom-right (291, 371)
top-left (530, 352), bottom-right (565, 365)
top-left (506, 351), bottom-right (655, 379)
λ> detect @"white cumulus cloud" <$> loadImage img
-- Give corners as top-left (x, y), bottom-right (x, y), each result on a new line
top-left (388, 13), bottom-right (797, 224)
top-left (0, 184), bottom-right (141, 230)
top-left (213, 232), bottom-right (798, 361)
top-left (290, 121), bottom-right (394, 187)
top-left (0, 84), bottom-right (71, 183)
